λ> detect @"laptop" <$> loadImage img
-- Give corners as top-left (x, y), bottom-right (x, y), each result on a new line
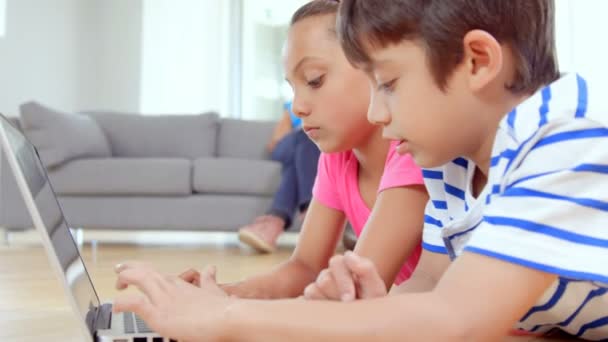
top-left (0, 114), bottom-right (174, 342)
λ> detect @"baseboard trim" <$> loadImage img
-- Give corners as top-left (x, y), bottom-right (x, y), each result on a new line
top-left (2, 228), bottom-right (300, 248)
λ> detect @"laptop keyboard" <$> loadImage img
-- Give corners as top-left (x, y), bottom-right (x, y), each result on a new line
top-left (123, 311), bottom-right (153, 334)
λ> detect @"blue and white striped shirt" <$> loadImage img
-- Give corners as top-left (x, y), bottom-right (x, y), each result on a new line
top-left (422, 73), bottom-right (608, 340)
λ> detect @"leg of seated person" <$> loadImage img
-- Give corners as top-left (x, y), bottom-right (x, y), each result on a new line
top-left (238, 133), bottom-right (301, 253)
top-left (270, 129), bottom-right (300, 164)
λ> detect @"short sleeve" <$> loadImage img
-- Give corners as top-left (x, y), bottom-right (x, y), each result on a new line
top-left (465, 118), bottom-right (608, 283)
top-left (421, 167), bottom-right (450, 254)
top-left (378, 142), bottom-right (425, 193)
top-left (312, 153), bottom-right (345, 211)
top-left (422, 199), bottom-right (449, 254)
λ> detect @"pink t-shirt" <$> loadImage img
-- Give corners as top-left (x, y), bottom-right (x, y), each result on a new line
top-left (312, 141), bottom-right (424, 285)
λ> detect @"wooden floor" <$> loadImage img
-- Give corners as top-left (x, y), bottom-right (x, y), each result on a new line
top-left (0, 237), bottom-right (293, 342)
top-left (0, 235), bottom-right (576, 341)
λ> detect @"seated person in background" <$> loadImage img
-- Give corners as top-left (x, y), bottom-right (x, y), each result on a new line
top-left (238, 101), bottom-right (320, 253)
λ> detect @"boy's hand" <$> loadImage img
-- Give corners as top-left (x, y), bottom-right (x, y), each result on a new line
top-left (116, 262), bottom-right (221, 291)
top-left (303, 252), bottom-right (388, 301)
top-left (115, 261), bottom-right (158, 290)
top-left (114, 262), bottom-right (231, 341)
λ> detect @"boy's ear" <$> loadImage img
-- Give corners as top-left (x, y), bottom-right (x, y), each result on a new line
top-left (462, 30), bottom-right (503, 92)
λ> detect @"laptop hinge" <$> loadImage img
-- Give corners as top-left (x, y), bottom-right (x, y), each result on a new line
top-left (94, 303), bottom-right (113, 331)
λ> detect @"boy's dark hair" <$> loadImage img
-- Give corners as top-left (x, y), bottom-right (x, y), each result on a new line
top-left (291, 0), bottom-right (339, 28)
top-left (337, 0), bottom-right (559, 94)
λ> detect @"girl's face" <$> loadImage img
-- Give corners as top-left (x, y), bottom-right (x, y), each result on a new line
top-left (284, 14), bottom-right (376, 153)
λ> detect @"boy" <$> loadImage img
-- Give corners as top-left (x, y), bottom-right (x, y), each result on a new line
top-left (113, 1), bottom-right (608, 340)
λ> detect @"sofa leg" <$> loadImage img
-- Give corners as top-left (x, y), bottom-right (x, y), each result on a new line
top-left (70, 227), bottom-right (84, 251)
top-left (91, 239), bottom-right (99, 263)
top-left (0, 228), bottom-right (8, 246)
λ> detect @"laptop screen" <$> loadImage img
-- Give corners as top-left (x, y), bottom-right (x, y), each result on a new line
top-left (0, 115), bottom-right (100, 337)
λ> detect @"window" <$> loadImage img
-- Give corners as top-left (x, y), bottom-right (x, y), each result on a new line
top-left (139, 0), bottom-right (232, 115)
top-left (0, 0), bottom-right (6, 37)
top-left (240, 0), bottom-right (308, 120)
top-left (555, 0), bottom-right (608, 107)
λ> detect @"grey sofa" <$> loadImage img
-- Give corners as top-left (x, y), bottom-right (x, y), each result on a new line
top-left (1, 102), bottom-right (290, 232)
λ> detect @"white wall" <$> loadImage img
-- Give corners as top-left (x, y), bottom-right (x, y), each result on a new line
top-left (0, 0), bottom-right (143, 117)
top-left (79, 0), bottom-right (143, 112)
top-left (0, 0), bottom-right (6, 37)
top-left (555, 0), bottom-right (608, 109)
top-left (139, 0), bottom-right (231, 115)
top-left (0, 0), bottom-right (88, 116)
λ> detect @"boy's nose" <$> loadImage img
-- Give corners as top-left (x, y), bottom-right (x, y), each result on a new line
top-left (367, 93), bottom-right (391, 125)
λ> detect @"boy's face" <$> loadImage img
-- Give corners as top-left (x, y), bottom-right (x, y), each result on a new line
top-left (365, 40), bottom-right (486, 168)
top-left (284, 15), bottom-right (376, 153)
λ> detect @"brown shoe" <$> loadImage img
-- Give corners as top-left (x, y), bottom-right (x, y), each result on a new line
top-left (238, 215), bottom-right (285, 253)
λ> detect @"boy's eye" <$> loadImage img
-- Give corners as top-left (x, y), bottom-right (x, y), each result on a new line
top-left (377, 79), bottom-right (397, 93)
top-left (307, 75), bottom-right (325, 89)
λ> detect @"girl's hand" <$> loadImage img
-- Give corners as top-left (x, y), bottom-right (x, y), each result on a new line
top-left (113, 262), bottom-right (232, 342)
top-left (178, 268), bottom-right (202, 287)
top-left (303, 252), bottom-right (388, 301)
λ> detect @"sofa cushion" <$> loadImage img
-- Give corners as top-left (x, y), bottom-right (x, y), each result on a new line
top-left (85, 111), bottom-right (219, 158)
top-left (56, 195), bottom-right (277, 231)
top-left (48, 158), bottom-right (192, 196)
top-left (19, 102), bottom-right (112, 168)
top-left (193, 158), bottom-right (281, 196)
top-left (217, 118), bottom-right (275, 159)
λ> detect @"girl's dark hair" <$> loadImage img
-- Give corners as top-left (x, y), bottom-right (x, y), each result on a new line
top-left (338, 0), bottom-right (559, 94)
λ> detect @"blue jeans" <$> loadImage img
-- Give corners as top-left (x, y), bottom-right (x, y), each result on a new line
top-left (268, 129), bottom-right (320, 229)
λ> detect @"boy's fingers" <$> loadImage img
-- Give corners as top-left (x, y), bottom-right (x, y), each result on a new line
top-left (116, 268), bottom-right (167, 304)
top-left (115, 262), bottom-right (163, 290)
top-left (113, 294), bottom-right (159, 331)
top-left (344, 252), bottom-right (387, 299)
top-left (329, 256), bottom-right (356, 301)
top-left (114, 260), bottom-right (148, 273)
top-left (113, 293), bottom-right (153, 316)
top-left (116, 262), bottom-right (147, 290)
top-left (115, 277), bottom-right (130, 290)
